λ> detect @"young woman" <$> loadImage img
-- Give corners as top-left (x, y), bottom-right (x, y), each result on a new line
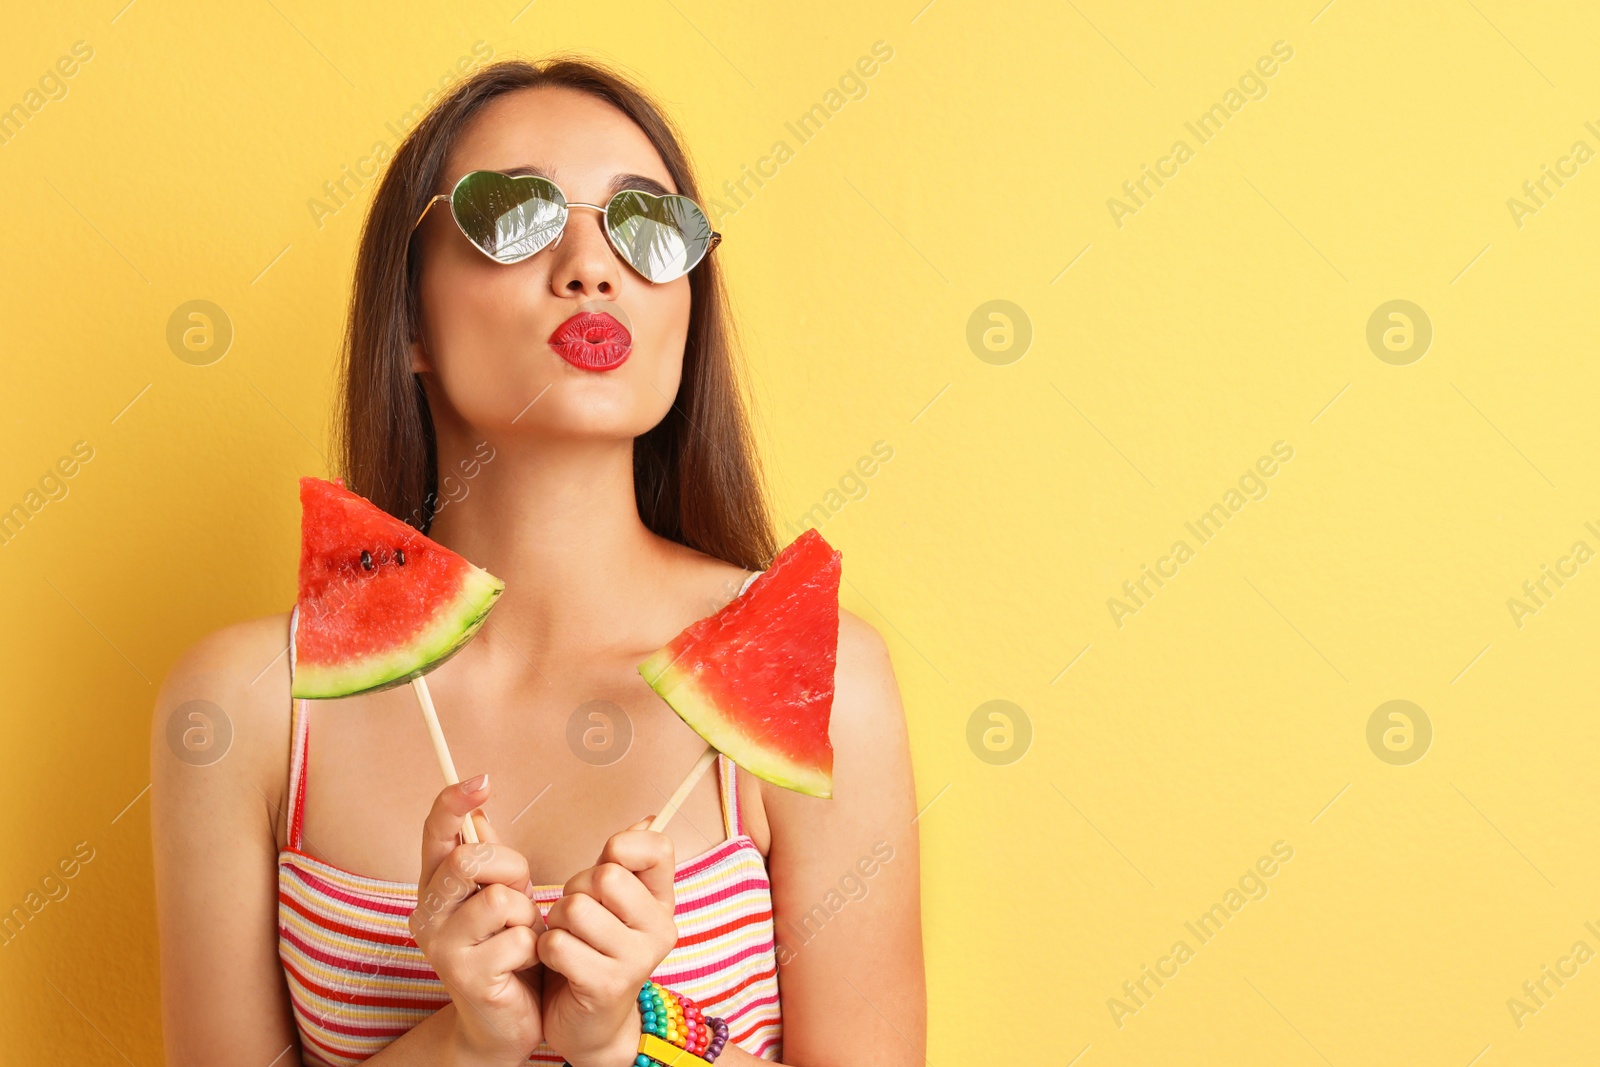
top-left (149, 56), bottom-right (924, 1067)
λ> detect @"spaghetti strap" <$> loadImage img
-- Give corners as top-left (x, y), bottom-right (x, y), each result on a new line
top-left (713, 569), bottom-right (760, 844)
top-left (285, 697), bottom-right (311, 851)
top-left (717, 752), bottom-right (743, 839)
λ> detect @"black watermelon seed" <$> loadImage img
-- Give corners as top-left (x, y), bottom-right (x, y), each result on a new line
top-left (395, 549), bottom-right (406, 565)
top-left (360, 550), bottom-right (374, 570)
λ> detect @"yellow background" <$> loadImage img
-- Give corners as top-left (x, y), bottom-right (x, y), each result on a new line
top-left (2, 1), bottom-right (1598, 1063)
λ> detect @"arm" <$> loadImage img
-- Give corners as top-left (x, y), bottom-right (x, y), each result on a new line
top-left (150, 619), bottom-right (543, 1067)
top-left (151, 617), bottom-right (307, 1066)
top-left (750, 608), bottom-right (927, 1066)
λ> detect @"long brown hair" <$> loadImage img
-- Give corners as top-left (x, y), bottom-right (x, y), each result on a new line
top-left (332, 54), bottom-right (775, 571)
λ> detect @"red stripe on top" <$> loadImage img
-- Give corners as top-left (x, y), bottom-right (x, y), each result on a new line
top-left (673, 906), bottom-right (776, 950)
top-left (278, 923), bottom-right (439, 985)
top-left (279, 888), bottom-right (420, 950)
top-left (656, 938), bottom-right (779, 987)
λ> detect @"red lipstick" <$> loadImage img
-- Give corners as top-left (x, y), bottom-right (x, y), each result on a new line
top-left (549, 311), bottom-right (632, 371)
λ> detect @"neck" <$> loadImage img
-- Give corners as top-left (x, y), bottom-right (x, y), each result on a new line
top-left (423, 424), bottom-right (674, 668)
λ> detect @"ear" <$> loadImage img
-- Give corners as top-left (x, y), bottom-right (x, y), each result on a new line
top-left (409, 335), bottom-right (433, 375)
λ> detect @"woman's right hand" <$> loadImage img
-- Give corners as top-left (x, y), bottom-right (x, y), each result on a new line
top-left (409, 775), bottom-right (545, 1065)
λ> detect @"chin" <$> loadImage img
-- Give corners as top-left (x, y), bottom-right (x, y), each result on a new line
top-left (526, 392), bottom-right (662, 438)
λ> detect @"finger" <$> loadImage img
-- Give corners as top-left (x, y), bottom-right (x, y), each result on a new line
top-left (543, 890), bottom-right (632, 958)
top-left (563, 862), bottom-right (661, 932)
top-left (429, 841), bottom-right (533, 899)
top-left (468, 802), bottom-right (502, 846)
top-left (592, 821), bottom-right (676, 908)
top-left (537, 925), bottom-right (618, 986)
top-left (421, 774), bottom-right (493, 888)
top-left (415, 842), bottom-right (533, 933)
top-left (469, 924), bottom-right (540, 978)
top-left (450, 881), bottom-right (539, 943)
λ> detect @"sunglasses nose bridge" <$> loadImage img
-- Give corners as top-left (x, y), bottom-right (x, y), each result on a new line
top-left (542, 201), bottom-right (625, 283)
top-left (547, 201), bottom-right (607, 246)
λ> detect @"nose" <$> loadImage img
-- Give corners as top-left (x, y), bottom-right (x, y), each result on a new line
top-left (546, 204), bottom-right (621, 297)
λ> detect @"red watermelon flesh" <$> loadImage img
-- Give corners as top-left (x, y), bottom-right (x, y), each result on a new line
top-left (291, 476), bottom-right (504, 699)
top-left (638, 527), bottom-right (841, 798)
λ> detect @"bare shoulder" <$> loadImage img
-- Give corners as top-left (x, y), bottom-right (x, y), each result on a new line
top-left (830, 607), bottom-right (910, 754)
top-left (755, 606), bottom-right (914, 833)
top-left (836, 607), bottom-right (894, 685)
top-left (162, 611), bottom-right (294, 681)
top-left (151, 611), bottom-right (296, 821)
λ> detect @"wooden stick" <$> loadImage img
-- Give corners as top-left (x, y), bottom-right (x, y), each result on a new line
top-left (648, 743), bottom-right (718, 834)
top-left (411, 675), bottom-right (480, 844)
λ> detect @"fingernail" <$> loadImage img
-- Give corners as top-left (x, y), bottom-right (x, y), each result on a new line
top-left (472, 807), bottom-right (491, 825)
top-left (461, 773), bottom-right (488, 794)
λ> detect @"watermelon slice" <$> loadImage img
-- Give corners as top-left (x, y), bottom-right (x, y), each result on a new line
top-left (290, 476), bottom-right (504, 699)
top-left (638, 528), bottom-right (841, 798)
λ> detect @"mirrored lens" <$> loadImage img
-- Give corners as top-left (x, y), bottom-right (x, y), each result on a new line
top-left (451, 171), bottom-right (566, 263)
top-left (606, 192), bottom-right (714, 282)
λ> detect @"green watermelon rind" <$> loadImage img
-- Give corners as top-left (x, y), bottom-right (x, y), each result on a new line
top-left (291, 566), bottom-right (504, 699)
top-left (639, 648), bottom-right (833, 799)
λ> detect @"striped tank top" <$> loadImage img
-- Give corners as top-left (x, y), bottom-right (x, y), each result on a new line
top-left (277, 698), bottom-right (784, 1064)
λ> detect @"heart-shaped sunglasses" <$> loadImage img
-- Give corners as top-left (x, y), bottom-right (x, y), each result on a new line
top-left (410, 169), bottom-right (722, 284)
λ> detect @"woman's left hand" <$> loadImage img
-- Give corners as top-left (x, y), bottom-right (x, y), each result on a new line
top-left (538, 817), bottom-right (678, 1067)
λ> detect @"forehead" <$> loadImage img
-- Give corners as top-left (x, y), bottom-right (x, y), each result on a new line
top-left (442, 85), bottom-right (678, 199)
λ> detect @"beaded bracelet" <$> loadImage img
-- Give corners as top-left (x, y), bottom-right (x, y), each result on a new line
top-left (634, 978), bottom-right (730, 1065)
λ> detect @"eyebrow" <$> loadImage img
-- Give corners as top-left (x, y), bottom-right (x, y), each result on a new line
top-left (500, 164), bottom-right (675, 199)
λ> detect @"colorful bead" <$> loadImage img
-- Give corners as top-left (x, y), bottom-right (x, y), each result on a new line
top-left (706, 1016), bottom-right (730, 1061)
top-left (631, 979), bottom-right (731, 1064)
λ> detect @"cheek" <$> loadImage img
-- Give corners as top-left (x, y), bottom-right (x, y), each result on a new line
top-left (420, 267), bottom-right (543, 414)
top-left (639, 285), bottom-right (692, 401)
top-left (632, 280), bottom-right (693, 365)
